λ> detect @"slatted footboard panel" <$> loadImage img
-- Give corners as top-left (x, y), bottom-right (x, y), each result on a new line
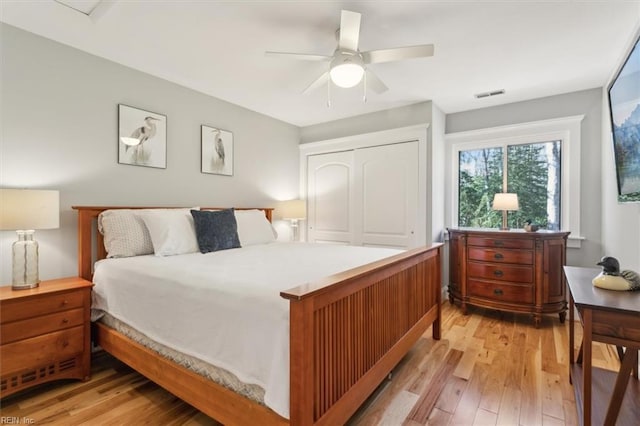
top-left (282, 244), bottom-right (442, 426)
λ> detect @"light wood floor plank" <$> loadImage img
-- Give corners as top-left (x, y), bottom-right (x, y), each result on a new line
top-left (448, 362), bottom-right (490, 425)
top-left (472, 407), bottom-right (498, 426)
top-left (495, 386), bottom-right (522, 426)
top-left (541, 371), bottom-right (565, 421)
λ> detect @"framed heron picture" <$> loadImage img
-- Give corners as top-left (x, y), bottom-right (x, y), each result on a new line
top-left (118, 104), bottom-right (167, 168)
top-left (201, 125), bottom-right (233, 176)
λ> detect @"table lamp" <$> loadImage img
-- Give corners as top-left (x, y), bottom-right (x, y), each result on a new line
top-left (277, 199), bottom-right (306, 241)
top-left (492, 193), bottom-right (519, 231)
top-left (0, 189), bottom-right (60, 289)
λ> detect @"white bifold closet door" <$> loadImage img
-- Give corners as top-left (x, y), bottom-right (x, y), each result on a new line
top-left (307, 141), bottom-right (419, 249)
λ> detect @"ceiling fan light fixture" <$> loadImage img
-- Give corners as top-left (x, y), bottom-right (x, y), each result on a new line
top-left (329, 51), bottom-right (365, 88)
top-left (330, 63), bottom-right (364, 88)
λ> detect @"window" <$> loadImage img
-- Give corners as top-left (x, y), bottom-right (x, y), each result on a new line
top-left (448, 116), bottom-right (584, 247)
top-left (458, 140), bottom-right (561, 230)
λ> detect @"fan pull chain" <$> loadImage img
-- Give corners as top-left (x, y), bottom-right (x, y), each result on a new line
top-left (327, 67), bottom-right (332, 107)
top-left (363, 71), bottom-right (367, 103)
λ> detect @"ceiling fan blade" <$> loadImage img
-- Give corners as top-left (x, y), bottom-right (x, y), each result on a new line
top-left (265, 51), bottom-right (331, 62)
top-left (362, 44), bottom-right (434, 64)
top-left (366, 70), bottom-right (388, 94)
top-left (339, 10), bottom-right (361, 51)
top-left (303, 71), bottom-right (329, 94)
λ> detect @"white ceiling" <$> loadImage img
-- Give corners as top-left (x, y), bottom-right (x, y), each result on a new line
top-left (1, 1), bottom-right (639, 127)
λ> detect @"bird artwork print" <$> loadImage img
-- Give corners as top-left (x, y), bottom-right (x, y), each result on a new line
top-left (210, 128), bottom-right (226, 172)
top-left (125, 116), bottom-right (160, 165)
top-left (201, 125), bottom-right (232, 175)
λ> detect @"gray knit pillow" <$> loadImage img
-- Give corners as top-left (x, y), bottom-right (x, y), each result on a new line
top-left (190, 209), bottom-right (241, 253)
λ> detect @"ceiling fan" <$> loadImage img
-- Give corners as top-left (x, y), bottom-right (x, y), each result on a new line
top-left (266, 10), bottom-right (434, 96)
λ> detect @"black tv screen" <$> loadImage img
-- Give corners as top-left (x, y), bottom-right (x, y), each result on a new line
top-left (608, 33), bottom-right (640, 203)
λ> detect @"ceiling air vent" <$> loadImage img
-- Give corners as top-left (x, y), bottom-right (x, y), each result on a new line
top-left (474, 89), bottom-right (505, 99)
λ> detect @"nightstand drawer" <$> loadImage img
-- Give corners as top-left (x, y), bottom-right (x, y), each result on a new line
top-left (1, 308), bottom-right (84, 345)
top-left (468, 236), bottom-right (534, 250)
top-left (468, 280), bottom-right (534, 304)
top-left (0, 290), bottom-right (84, 323)
top-left (0, 326), bottom-right (84, 375)
top-left (468, 247), bottom-right (533, 265)
top-left (468, 261), bottom-right (533, 283)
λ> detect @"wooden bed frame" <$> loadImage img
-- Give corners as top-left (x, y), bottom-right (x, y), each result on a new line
top-left (73, 206), bottom-right (443, 426)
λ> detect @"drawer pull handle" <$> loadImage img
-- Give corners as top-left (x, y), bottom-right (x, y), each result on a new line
top-left (62, 318), bottom-right (69, 324)
top-left (61, 300), bottom-right (69, 306)
top-left (494, 240), bottom-right (504, 247)
top-left (494, 270), bottom-right (504, 277)
top-left (62, 340), bottom-right (69, 348)
top-left (494, 289), bottom-right (504, 295)
top-left (494, 253), bottom-right (504, 260)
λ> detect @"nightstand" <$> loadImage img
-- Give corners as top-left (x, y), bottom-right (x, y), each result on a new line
top-left (0, 277), bottom-right (93, 398)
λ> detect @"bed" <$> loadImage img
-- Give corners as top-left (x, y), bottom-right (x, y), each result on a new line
top-left (73, 206), bottom-right (443, 426)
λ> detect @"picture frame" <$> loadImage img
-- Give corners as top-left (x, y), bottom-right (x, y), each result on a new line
top-left (201, 125), bottom-right (233, 176)
top-left (607, 33), bottom-right (640, 203)
top-left (118, 104), bottom-right (167, 169)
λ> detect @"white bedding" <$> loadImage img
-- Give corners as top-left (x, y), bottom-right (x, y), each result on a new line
top-left (92, 242), bottom-right (402, 419)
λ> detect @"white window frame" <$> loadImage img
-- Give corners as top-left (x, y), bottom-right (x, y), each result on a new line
top-left (447, 115), bottom-right (584, 248)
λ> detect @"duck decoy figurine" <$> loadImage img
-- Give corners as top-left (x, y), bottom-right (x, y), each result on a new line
top-left (592, 256), bottom-right (640, 291)
top-left (523, 219), bottom-right (539, 232)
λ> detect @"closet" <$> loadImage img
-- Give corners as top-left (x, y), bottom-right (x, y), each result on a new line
top-left (306, 140), bottom-right (421, 249)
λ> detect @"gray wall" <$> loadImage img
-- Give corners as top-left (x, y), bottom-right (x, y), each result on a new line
top-left (300, 101), bottom-right (433, 144)
top-left (446, 88), bottom-right (604, 267)
top-left (0, 24), bottom-right (301, 283)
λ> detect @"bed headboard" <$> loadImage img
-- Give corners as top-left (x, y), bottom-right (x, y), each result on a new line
top-left (71, 206), bottom-right (274, 281)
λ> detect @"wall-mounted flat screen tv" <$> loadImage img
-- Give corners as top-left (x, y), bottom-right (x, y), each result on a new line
top-left (608, 33), bottom-right (640, 203)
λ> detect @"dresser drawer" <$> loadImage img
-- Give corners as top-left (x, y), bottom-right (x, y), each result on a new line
top-left (468, 247), bottom-right (533, 265)
top-left (467, 236), bottom-right (534, 250)
top-left (0, 326), bottom-right (84, 375)
top-left (467, 261), bottom-right (533, 284)
top-left (1, 308), bottom-right (84, 345)
top-left (0, 290), bottom-right (85, 323)
top-left (468, 279), bottom-right (534, 304)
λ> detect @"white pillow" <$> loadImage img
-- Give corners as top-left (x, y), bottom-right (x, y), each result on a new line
top-left (140, 209), bottom-right (200, 256)
top-left (98, 209), bottom-right (155, 258)
top-left (234, 209), bottom-right (277, 246)
top-left (98, 208), bottom-right (200, 258)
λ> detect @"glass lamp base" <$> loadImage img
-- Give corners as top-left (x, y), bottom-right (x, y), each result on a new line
top-left (12, 230), bottom-right (40, 290)
top-left (12, 281), bottom-right (40, 290)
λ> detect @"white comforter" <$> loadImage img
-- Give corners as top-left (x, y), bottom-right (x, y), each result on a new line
top-left (92, 242), bottom-right (402, 418)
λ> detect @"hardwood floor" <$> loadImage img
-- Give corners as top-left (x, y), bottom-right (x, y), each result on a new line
top-left (0, 303), bottom-right (621, 425)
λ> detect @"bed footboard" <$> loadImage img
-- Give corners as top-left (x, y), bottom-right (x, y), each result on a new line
top-left (281, 244), bottom-right (442, 426)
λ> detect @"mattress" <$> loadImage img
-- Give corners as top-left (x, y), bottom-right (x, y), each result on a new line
top-left (91, 242), bottom-right (402, 418)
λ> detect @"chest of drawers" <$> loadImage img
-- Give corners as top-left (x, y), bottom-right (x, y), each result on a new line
top-left (447, 228), bottom-right (569, 327)
top-left (0, 277), bottom-right (93, 397)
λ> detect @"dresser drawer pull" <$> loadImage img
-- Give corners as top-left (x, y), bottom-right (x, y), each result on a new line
top-left (62, 318), bottom-right (69, 324)
top-left (494, 270), bottom-right (504, 277)
top-left (61, 300), bottom-right (69, 306)
top-left (494, 253), bottom-right (504, 260)
top-left (494, 288), bottom-right (504, 296)
top-left (494, 240), bottom-right (504, 247)
top-left (62, 340), bottom-right (69, 348)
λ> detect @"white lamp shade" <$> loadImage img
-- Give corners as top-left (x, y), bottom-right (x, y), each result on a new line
top-left (0, 189), bottom-right (60, 230)
top-left (278, 199), bottom-right (306, 220)
top-left (492, 193), bottom-right (519, 211)
top-left (330, 63), bottom-right (365, 88)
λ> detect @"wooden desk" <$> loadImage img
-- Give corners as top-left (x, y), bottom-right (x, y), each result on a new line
top-left (564, 266), bottom-right (640, 426)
